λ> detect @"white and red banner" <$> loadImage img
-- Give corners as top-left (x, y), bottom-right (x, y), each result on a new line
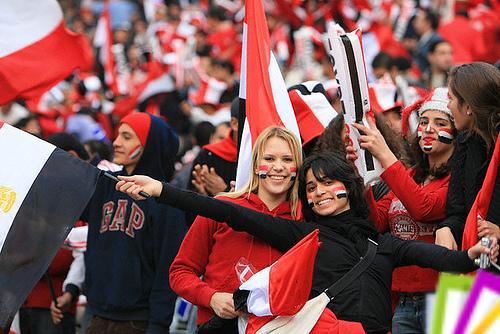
top-left (94, 0), bottom-right (117, 95)
top-left (240, 230), bottom-right (321, 333)
top-left (235, 0), bottom-right (301, 190)
top-left (0, 121), bottom-right (99, 327)
top-left (0, 0), bottom-right (92, 105)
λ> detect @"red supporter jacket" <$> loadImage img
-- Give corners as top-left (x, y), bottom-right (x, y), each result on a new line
top-left (367, 161), bottom-right (450, 292)
top-left (169, 192), bottom-right (297, 325)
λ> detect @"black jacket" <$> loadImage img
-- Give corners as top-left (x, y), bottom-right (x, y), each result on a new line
top-left (158, 183), bottom-right (477, 334)
top-left (438, 131), bottom-right (494, 246)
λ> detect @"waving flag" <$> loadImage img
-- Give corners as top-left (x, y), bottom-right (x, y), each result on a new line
top-left (239, 230), bottom-right (320, 333)
top-left (0, 121), bottom-right (99, 328)
top-left (462, 132), bottom-right (500, 250)
top-left (0, 0), bottom-right (93, 105)
top-left (94, 0), bottom-right (120, 96)
top-left (235, 0), bottom-right (301, 189)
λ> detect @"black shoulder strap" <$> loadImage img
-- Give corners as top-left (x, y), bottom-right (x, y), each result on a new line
top-left (324, 238), bottom-right (378, 300)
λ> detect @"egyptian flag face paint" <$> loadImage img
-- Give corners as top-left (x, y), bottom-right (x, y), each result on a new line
top-left (129, 144), bottom-right (143, 160)
top-left (258, 165), bottom-right (269, 179)
top-left (438, 128), bottom-right (454, 144)
top-left (417, 126), bottom-right (423, 139)
top-left (332, 185), bottom-right (347, 199)
top-left (307, 198), bottom-right (314, 207)
top-left (290, 166), bottom-right (297, 181)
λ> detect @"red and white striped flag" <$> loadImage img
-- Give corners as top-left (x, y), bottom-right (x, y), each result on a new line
top-left (235, 0), bottom-right (301, 189)
top-left (0, 0), bottom-right (93, 105)
top-left (94, 0), bottom-right (120, 96)
top-left (240, 230), bottom-right (321, 333)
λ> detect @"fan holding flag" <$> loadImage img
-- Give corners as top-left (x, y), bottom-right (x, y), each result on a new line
top-left (169, 127), bottom-right (303, 332)
top-left (116, 151), bottom-right (498, 333)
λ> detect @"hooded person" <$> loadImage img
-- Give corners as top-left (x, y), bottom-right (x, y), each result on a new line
top-left (82, 112), bottom-right (186, 334)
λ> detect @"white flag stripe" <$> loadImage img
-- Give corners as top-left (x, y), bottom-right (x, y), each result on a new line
top-left (239, 23), bottom-right (248, 100)
top-left (0, 0), bottom-right (62, 57)
top-left (235, 118), bottom-right (252, 190)
top-left (240, 266), bottom-right (272, 316)
top-left (268, 52), bottom-right (301, 140)
top-left (0, 124), bottom-right (55, 252)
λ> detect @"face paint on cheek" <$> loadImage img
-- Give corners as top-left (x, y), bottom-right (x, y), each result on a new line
top-left (258, 165), bottom-right (269, 179)
top-left (417, 126), bottom-right (423, 139)
top-left (307, 198), bottom-right (314, 207)
top-left (437, 128), bottom-right (454, 144)
top-left (290, 166), bottom-right (297, 181)
top-left (129, 145), bottom-right (143, 160)
top-left (332, 186), bottom-right (347, 199)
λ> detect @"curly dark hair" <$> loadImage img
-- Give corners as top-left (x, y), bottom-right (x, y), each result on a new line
top-left (298, 152), bottom-right (369, 220)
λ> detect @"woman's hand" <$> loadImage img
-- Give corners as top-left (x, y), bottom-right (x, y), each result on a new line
top-left (352, 117), bottom-right (397, 169)
top-left (477, 217), bottom-right (500, 240)
top-left (116, 175), bottom-right (163, 199)
top-left (467, 237), bottom-right (499, 264)
top-left (435, 227), bottom-right (458, 250)
top-left (210, 292), bottom-right (241, 319)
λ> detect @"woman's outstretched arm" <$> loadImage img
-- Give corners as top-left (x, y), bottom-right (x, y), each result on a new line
top-left (116, 175), bottom-right (311, 251)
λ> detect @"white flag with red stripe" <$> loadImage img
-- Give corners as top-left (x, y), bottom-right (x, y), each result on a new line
top-left (94, 0), bottom-right (120, 96)
top-left (0, 0), bottom-right (92, 105)
top-left (240, 230), bottom-right (321, 333)
top-left (235, 0), bottom-right (301, 190)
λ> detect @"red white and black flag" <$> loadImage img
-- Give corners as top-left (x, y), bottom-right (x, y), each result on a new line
top-left (0, 121), bottom-right (99, 328)
top-left (235, 0), bottom-right (301, 189)
top-left (0, 0), bottom-right (93, 105)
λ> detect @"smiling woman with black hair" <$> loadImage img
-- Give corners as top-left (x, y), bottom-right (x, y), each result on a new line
top-left (116, 151), bottom-right (498, 334)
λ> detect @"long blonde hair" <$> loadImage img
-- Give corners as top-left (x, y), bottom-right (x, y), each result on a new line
top-left (223, 126), bottom-right (303, 219)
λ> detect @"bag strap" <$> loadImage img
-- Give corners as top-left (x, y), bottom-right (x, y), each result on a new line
top-left (324, 238), bottom-right (378, 300)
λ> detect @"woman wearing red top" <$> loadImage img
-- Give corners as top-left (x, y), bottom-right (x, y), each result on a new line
top-left (169, 126), bottom-right (302, 331)
top-left (353, 87), bottom-right (456, 334)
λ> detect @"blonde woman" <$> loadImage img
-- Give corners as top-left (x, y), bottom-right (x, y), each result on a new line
top-left (168, 126), bottom-right (302, 332)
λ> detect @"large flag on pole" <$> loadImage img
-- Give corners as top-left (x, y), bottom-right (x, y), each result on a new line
top-left (0, 0), bottom-right (93, 105)
top-left (0, 121), bottom-right (99, 328)
top-left (235, 0), bottom-right (301, 190)
top-left (462, 132), bottom-right (500, 250)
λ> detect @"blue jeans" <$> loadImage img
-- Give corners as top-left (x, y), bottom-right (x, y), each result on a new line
top-left (392, 293), bottom-right (426, 334)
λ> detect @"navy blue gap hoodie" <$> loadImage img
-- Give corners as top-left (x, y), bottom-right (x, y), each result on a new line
top-left (83, 114), bottom-right (186, 333)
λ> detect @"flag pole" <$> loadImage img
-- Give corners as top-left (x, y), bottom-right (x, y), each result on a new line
top-left (103, 172), bottom-right (151, 198)
top-left (45, 272), bottom-right (59, 314)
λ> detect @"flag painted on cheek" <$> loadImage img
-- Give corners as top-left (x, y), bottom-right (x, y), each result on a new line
top-left (438, 128), bottom-right (454, 144)
top-left (0, 121), bottom-right (99, 327)
top-left (258, 165), bottom-right (269, 179)
top-left (332, 186), bottom-right (347, 199)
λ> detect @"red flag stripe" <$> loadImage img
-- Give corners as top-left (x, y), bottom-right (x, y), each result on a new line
top-left (245, 0), bottom-right (284, 145)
